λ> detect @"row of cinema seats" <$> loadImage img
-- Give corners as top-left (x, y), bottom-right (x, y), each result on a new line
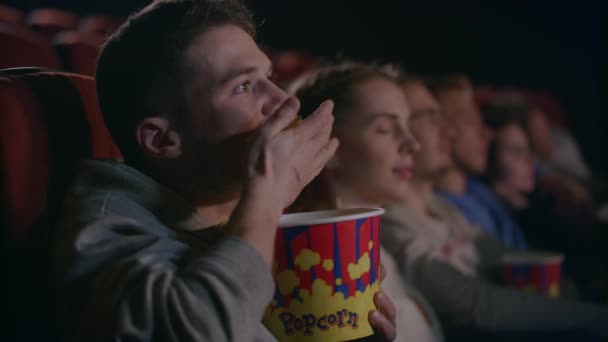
top-left (1, 68), bottom-right (122, 340)
top-left (0, 4), bottom-right (321, 81)
top-left (0, 5), bottom-right (121, 75)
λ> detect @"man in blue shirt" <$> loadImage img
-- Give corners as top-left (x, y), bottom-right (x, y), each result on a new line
top-left (439, 177), bottom-right (528, 250)
top-left (427, 75), bottom-right (527, 250)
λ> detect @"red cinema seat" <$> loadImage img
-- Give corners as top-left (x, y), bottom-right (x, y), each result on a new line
top-left (54, 30), bottom-right (105, 75)
top-left (0, 76), bottom-right (48, 243)
top-left (1, 70), bottom-right (121, 244)
top-left (2, 70), bottom-right (121, 341)
top-left (0, 4), bottom-right (24, 26)
top-left (80, 15), bottom-right (122, 36)
top-left (0, 23), bottom-right (60, 69)
top-left (27, 8), bottom-right (79, 41)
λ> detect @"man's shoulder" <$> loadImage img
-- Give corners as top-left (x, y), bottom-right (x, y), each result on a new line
top-left (61, 185), bottom-right (151, 221)
top-left (435, 189), bottom-right (478, 211)
top-left (60, 159), bottom-right (165, 224)
top-left (466, 178), bottom-right (497, 202)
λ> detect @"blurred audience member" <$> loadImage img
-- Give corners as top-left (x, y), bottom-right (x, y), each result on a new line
top-left (482, 94), bottom-right (608, 303)
top-left (526, 106), bottom-right (596, 215)
top-left (481, 100), bottom-right (535, 211)
top-left (492, 91), bottom-right (604, 223)
top-left (381, 72), bottom-right (608, 339)
top-left (527, 91), bottom-right (598, 187)
top-left (427, 75), bottom-right (527, 250)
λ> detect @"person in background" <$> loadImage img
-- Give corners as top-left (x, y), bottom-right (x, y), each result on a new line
top-left (289, 62), bottom-right (444, 342)
top-left (481, 101), bottom-right (535, 214)
top-left (482, 95), bottom-right (608, 303)
top-left (381, 71), bottom-right (608, 340)
top-left (52, 1), bottom-right (396, 340)
top-left (427, 75), bottom-right (527, 250)
top-left (523, 101), bottom-right (599, 225)
top-left (525, 91), bottom-right (594, 185)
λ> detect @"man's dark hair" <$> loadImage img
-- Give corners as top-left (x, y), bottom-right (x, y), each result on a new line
top-left (481, 97), bottom-right (532, 182)
top-left (96, 0), bottom-right (255, 164)
top-left (425, 73), bottom-right (472, 99)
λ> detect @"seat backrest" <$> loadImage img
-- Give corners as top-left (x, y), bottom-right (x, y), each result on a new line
top-left (1, 70), bottom-right (121, 243)
top-left (0, 76), bottom-right (48, 243)
top-left (2, 70), bottom-right (121, 341)
top-left (54, 31), bottom-right (105, 75)
top-left (0, 23), bottom-right (60, 69)
top-left (80, 15), bottom-right (122, 36)
top-left (1, 74), bottom-right (55, 341)
top-left (27, 8), bottom-right (79, 41)
top-left (0, 4), bottom-right (24, 26)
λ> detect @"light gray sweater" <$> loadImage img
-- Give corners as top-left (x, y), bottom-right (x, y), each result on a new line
top-left (381, 195), bottom-right (608, 337)
top-left (54, 160), bottom-right (276, 341)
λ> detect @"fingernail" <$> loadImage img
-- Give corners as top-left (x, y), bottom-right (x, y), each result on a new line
top-left (370, 310), bottom-right (381, 323)
top-left (280, 97), bottom-right (299, 115)
top-left (331, 139), bottom-right (340, 151)
top-left (317, 99), bottom-right (333, 114)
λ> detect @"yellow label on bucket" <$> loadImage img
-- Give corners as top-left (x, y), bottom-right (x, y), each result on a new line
top-left (266, 214), bottom-right (382, 341)
top-left (264, 278), bottom-right (379, 341)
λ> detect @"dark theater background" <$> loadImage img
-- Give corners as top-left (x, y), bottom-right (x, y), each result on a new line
top-left (4, 0), bottom-right (605, 173)
top-left (1, 0), bottom-right (606, 340)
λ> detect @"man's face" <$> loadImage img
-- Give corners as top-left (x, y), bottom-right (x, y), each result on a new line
top-left (526, 109), bottom-right (554, 160)
top-left (438, 87), bottom-right (492, 175)
top-left (175, 25), bottom-right (289, 196)
top-left (494, 123), bottom-right (535, 195)
top-left (183, 24), bottom-right (288, 143)
top-left (403, 82), bottom-right (451, 177)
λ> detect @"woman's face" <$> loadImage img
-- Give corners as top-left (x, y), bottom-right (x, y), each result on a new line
top-left (332, 77), bottom-right (418, 205)
top-left (495, 123), bottom-right (535, 194)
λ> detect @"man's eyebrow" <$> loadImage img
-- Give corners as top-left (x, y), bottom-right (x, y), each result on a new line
top-left (219, 62), bottom-right (274, 85)
top-left (218, 66), bottom-right (257, 85)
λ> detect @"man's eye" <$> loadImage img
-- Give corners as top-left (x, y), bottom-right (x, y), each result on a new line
top-left (235, 81), bottom-right (252, 94)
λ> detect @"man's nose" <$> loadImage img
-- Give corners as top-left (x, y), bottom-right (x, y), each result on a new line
top-left (261, 81), bottom-right (290, 117)
top-left (400, 128), bottom-right (421, 154)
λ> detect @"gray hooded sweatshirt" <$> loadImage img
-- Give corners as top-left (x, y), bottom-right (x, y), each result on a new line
top-left (54, 160), bottom-right (276, 341)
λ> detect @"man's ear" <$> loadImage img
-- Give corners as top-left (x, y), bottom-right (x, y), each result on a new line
top-left (136, 117), bottom-right (183, 159)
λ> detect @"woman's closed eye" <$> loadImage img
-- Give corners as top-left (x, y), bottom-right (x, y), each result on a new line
top-left (373, 117), bottom-right (398, 134)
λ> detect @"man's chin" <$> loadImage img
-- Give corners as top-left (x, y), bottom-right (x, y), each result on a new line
top-left (190, 174), bottom-right (243, 205)
top-left (462, 160), bottom-right (487, 176)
